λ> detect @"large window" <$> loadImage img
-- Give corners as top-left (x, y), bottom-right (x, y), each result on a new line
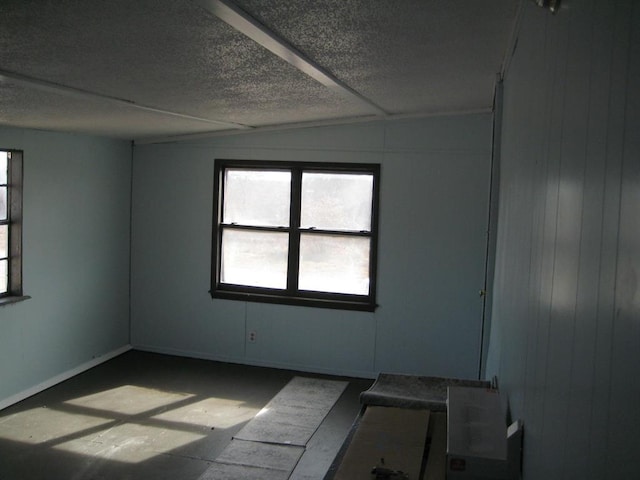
top-left (0, 149), bottom-right (24, 300)
top-left (211, 159), bottom-right (380, 311)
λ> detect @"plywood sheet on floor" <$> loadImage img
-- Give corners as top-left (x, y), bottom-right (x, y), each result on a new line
top-left (424, 412), bottom-right (447, 480)
top-left (198, 462), bottom-right (292, 480)
top-left (234, 377), bottom-right (348, 446)
top-left (332, 406), bottom-right (430, 480)
top-left (215, 439), bottom-right (304, 471)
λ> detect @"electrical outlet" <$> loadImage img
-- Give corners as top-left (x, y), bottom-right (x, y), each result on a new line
top-left (248, 331), bottom-right (257, 343)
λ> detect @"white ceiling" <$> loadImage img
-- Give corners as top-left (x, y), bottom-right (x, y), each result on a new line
top-left (0, 0), bottom-right (520, 143)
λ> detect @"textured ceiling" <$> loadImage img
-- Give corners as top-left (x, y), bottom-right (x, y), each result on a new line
top-left (0, 0), bottom-right (519, 142)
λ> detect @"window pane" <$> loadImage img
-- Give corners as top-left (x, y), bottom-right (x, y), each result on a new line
top-left (0, 152), bottom-right (7, 185)
top-left (0, 187), bottom-right (6, 221)
top-left (299, 234), bottom-right (370, 295)
top-left (224, 169), bottom-right (291, 227)
top-left (301, 173), bottom-right (373, 231)
top-left (221, 229), bottom-right (289, 289)
top-left (0, 259), bottom-right (7, 294)
top-left (0, 225), bottom-right (7, 258)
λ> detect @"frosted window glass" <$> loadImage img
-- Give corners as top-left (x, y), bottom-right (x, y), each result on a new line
top-left (299, 234), bottom-right (370, 295)
top-left (224, 169), bottom-right (290, 227)
top-left (0, 259), bottom-right (6, 294)
top-left (0, 225), bottom-right (7, 259)
top-left (301, 173), bottom-right (373, 231)
top-left (0, 152), bottom-right (6, 185)
top-left (0, 187), bottom-right (6, 221)
top-left (221, 230), bottom-right (288, 289)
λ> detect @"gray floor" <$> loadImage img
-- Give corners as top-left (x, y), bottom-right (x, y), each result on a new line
top-left (0, 350), bottom-right (372, 480)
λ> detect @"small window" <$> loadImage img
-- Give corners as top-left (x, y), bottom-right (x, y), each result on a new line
top-left (0, 149), bottom-right (24, 299)
top-left (211, 159), bottom-right (380, 311)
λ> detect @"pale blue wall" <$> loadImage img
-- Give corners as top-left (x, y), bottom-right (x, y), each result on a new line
top-left (486, 1), bottom-right (640, 478)
top-left (131, 115), bottom-right (494, 379)
top-left (0, 127), bottom-right (131, 404)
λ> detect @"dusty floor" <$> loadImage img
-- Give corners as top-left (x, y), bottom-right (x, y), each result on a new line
top-left (0, 350), bottom-right (372, 480)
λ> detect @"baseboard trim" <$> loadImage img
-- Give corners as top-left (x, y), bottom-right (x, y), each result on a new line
top-left (133, 344), bottom-right (376, 379)
top-left (0, 345), bottom-right (132, 411)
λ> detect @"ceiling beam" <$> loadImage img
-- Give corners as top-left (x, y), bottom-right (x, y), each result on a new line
top-left (0, 69), bottom-right (252, 130)
top-left (135, 106), bottom-right (494, 145)
top-left (194, 0), bottom-right (388, 117)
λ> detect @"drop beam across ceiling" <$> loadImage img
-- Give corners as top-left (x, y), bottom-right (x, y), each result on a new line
top-left (0, 69), bottom-right (252, 131)
top-left (194, 0), bottom-right (388, 117)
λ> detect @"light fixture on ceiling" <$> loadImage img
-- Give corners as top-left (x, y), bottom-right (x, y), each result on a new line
top-left (534, 0), bottom-right (561, 13)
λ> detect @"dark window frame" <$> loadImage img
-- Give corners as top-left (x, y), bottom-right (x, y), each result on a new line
top-left (0, 149), bottom-right (25, 303)
top-left (211, 159), bottom-right (380, 312)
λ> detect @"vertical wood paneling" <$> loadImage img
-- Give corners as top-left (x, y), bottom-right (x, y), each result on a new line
top-left (607, 1), bottom-right (640, 474)
top-left (563, 3), bottom-right (615, 477)
top-left (527, 8), bottom-right (569, 477)
top-left (588, 3), bottom-right (632, 478)
top-left (542, 1), bottom-right (592, 474)
top-left (520, 12), bottom-right (559, 475)
top-left (487, 1), bottom-right (639, 478)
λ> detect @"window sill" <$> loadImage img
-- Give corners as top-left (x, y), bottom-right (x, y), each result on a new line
top-left (0, 295), bottom-right (31, 307)
top-left (211, 289), bottom-right (377, 312)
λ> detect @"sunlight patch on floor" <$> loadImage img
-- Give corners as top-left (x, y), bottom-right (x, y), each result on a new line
top-left (0, 382), bottom-right (265, 465)
top-left (54, 422), bottom-right (207, 463)
top-left (152, 397), bottom-right (259, 429)
top-left (0, 407), bottom-right (111, 444)
top-left (64, 385), bottom-right (195, 415)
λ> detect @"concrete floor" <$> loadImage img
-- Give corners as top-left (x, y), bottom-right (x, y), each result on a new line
top-left (0, 351), bottom-right (372, 480)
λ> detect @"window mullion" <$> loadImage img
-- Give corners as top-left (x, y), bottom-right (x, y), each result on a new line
top-left (286, 168), bottom-right (302, 293)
